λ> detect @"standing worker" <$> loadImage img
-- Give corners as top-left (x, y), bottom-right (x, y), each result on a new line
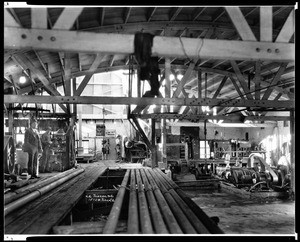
top-left (102, 139), bottom-right (107, 160)
top-left (40, 127), bottom-right (52, 173)
top-left (105, 139), bottom-right (110, 160)
top-left (22, 117), bottom-right (43, 179)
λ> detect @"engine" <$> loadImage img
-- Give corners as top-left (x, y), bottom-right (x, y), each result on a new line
top-left (221, 166), bottom-right (290, 192)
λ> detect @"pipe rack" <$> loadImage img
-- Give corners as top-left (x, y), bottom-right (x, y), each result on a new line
top-left (101, 167), bottom-right (223, 234)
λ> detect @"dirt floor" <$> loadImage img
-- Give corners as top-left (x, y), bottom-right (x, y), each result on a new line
top-left (175, 168), bottom-right (295, 235)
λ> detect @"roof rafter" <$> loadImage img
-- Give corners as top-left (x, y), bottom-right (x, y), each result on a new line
top-left (225, 7), bottom-right (257, 41)
top-left (75, 54), bottom-right (105, 96)
top-left (147, 7), bottom-right (157, 22)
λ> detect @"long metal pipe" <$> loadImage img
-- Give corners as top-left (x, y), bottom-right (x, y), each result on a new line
top-left (5, 167), bottom-right (83, 205)
top-left (148, 169), bottom-right (197, 234)
top-left (4, 168), bottom-right (85, 216)
top-left (154, 169), bottom-right (210, 233)
top-left (140, 168), bottom-right (169, 234)
top-left (127, 169), bottom-right (139, 234)
top-left (103, 169), bottom-right (130, 234)
top-left (144, 169), bottom-right (183, 234)
top-left (135, 169), bottom-right (154, 234)
top-left (155, 168), bottom-right (224, 234)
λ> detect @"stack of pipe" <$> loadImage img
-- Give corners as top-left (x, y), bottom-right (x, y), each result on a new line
top-left (102, 168), bottom-right (224, 234)
top-left (4, 167), bottom-right (85, 216)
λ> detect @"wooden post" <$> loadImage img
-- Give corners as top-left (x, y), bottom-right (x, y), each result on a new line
top-left (290, 109), bottom-right (295, 198)
top-left (162, 119), bottom-right (167, 166)
top-left (137, 68), bottom-right (141, 98)
top-left (198, 70), bottom-right (202, 114)
top-left (151, 119), bottom-right (157, 168)
top-left (161, 56), bottom-right (171, 167)
top-left (78, 104), bottom-right (83, 151)
top-left (72, 78), bottom-right (77, 117)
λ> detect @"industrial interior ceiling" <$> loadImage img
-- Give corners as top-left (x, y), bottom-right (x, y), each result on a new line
top-left (3, 5), bottom-right (295, 125)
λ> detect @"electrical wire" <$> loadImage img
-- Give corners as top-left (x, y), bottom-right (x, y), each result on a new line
top-left (179, 36), bottom-right (204, 63)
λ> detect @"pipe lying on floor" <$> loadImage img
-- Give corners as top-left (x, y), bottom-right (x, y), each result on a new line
top-left (154, 168), bottom-right (224, 234)
top-left (144, 169), bottom-right (183, 234)
top-left (127, 169), bottom-right (139, 234)
top-left (5, 167), bottom-right (83, 205)
top-left (136, 169), bottom-right (154, 234)
top-left (4, 167), bottom-right (85, 216)
top-left (154, 168), bottom-right (210, 233)
top-left (148, 169), bottom-right (197, 234)
top-left (103, 169), bottom-right (130, 234)
top-left (139, 168), bottom-right (169, 234)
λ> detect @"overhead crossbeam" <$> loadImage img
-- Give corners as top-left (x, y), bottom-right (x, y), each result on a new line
top-left (134, 113), bottom-right (290, 121)
top-left (4, 27), bottom-right (294, 62)
top-left (4, 95), bottom-right (295, 109)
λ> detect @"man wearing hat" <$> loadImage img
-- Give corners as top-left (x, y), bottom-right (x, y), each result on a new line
top-left (40, 127), bottom-right (52, 173)
top-left (22, 117), bottom-right (43, 178)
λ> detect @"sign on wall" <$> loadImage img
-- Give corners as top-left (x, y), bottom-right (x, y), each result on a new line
top-left (105, 129), bottom-right (116, 137)
top-left (96, 124), bottom-right (105, 136)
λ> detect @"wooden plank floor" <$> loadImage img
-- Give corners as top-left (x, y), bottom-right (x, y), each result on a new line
top-left (5, 160), bottom-right (113, 234)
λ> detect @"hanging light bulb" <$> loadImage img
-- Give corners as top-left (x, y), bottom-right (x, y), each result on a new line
top-left (213, 107), bottom-right (217, 116)
top-left (177, 74), bottom-right (183, 80)
top-left (19, 75), bottom-right (26, 84)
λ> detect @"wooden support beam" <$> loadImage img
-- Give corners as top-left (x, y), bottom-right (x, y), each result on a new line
top-left (147, 7), bottom-right (156, 22)
top-left (64, 53), bottom-right (72, 113)
top-left (254, 92), bottom-right (282, 118)
top-left (108, 55), bottom-right (115, 67)
top-left (99, 8), bottom-right (105, 26)
top-left (230, 60), bottom-right (253, 100)
top-left (192, 7), bottom-right (206, 21)
top-left (262, 63), bottom-right (288, 100)
top-left (172, 63), bottom-right (195, 98)
top-left (4, 8), bottom-right (21, 27)
top-left (225, 7), bottom-right (257, 41)
top-left (4, 27), bottom-right (294, 62)
top-left (254, 61), bottom-right (261, 100)
top-left (78, 53), bottom-right (82, 72)
top-left (275, 10), bottom-right (295, 42)
top-left (52, 7), bottom-right (83, 75)
top-left (72, 78), bottom-right (77, 117)
top-left (31, 8), bottom-right (47, 29)
top-left (11, 54), bottom-right (68, 113)
top-left (260, 7), bottom-right (272, 42)
top-left (212, 76), bottom-right (228, 99)
top-left (33, 50), bottom-right (51, 79)
top-left (75, 54), bottom-right (105, 96)
top-left (229, 77), bottom-right (247, 101)
top-left (170, 7), bottom-right (182, 21)
top-left (4, 95), bottom-right (294, 109)
top-left (64, 53), bottom-right (72, 96)
top-left (52, 8), bottom-right (83, 30)
top-left (124, 7), bottom-right (132, 24)
top-left (197, 70), bottom-right (202, 99)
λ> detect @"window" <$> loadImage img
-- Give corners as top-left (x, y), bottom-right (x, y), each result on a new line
top-left (199, 140), bottom-right (210, 159)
